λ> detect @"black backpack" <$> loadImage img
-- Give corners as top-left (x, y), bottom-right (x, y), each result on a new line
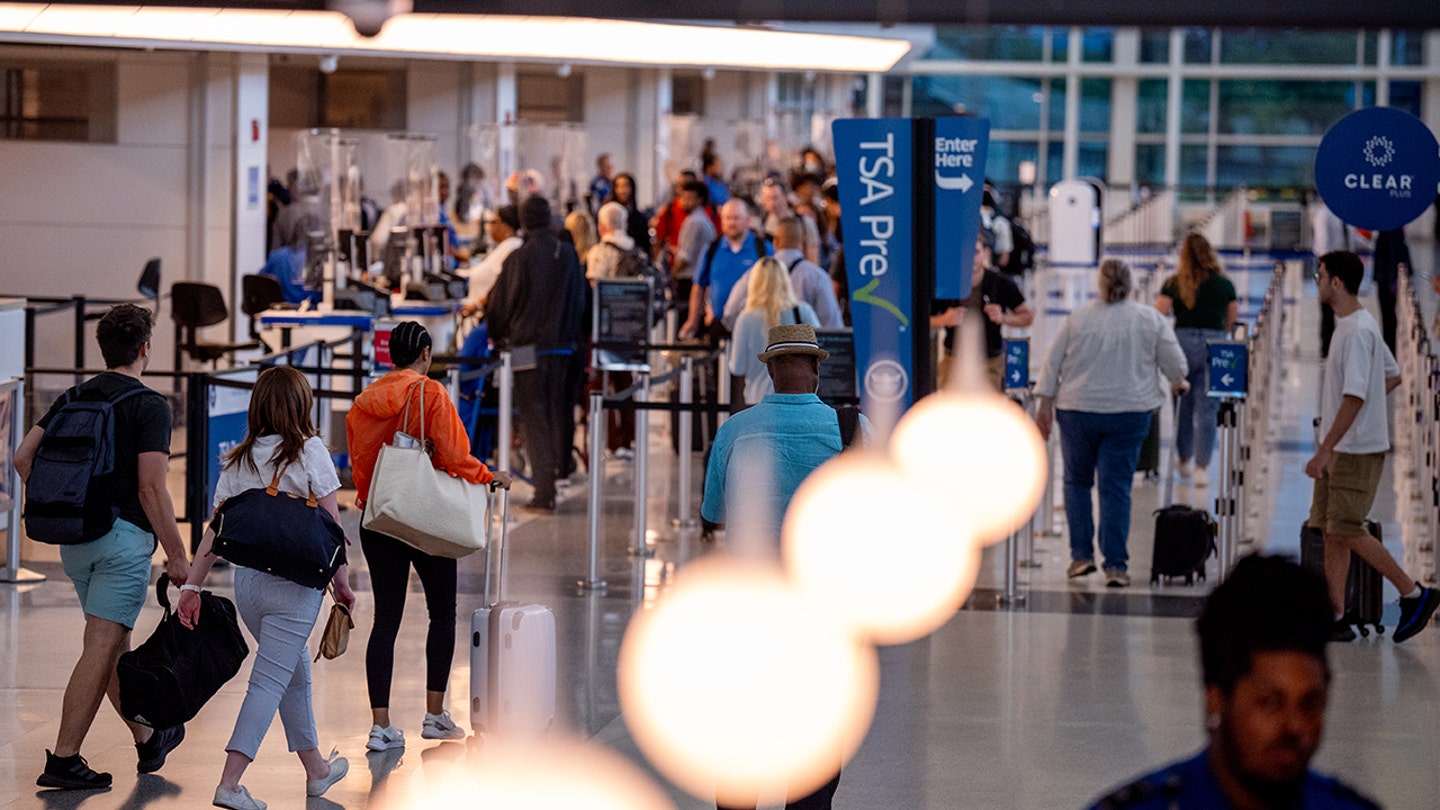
top-left (24, 385), bottom-right (154, 545)
top-left (1150, 505), bottom-right (1216, 585)
top-left (605, 241), bottom-right (672, 313)
top-left (1001, 222), bottom-right (1036, 276)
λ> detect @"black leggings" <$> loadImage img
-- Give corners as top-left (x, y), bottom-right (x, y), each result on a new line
top-left (360, 527), bottom-right (458, 709)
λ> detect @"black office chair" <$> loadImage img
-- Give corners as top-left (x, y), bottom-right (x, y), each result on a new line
top-left (171, 281), bottom-right (260, 369)
top-left (138, 258), bottom-right (161, 305)
top-left (240, 274), bottom-right (292, 339)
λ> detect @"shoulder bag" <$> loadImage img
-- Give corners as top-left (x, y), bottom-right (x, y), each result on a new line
top-left (314, 585), bottom-right (353, 662)
top-left (362, 379), bottom-right (489, 558)
top-left (210, 465), bottom-right (347, 589)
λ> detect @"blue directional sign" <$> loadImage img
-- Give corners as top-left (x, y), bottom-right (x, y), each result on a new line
top-left (1314, 107), bottom-right (1440, 232)
top-left (833, 118), bottom-right (916, 412)
top-left (933, 117), bottom-right (991, 300)
top-left (1207, 341), bottom-right (1249, 399)
top-left (1002, 338), bottom-right (1029, 391)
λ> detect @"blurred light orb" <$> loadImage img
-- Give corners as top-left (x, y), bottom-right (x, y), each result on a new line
top-left (891, 390), bottom-right (1047, 544)
top-left (783, 453), bottom-right (982, 645)
top-left (618, 558), bottom-right (878, 805)
top-left (404, 738), bottom-right (674, 810)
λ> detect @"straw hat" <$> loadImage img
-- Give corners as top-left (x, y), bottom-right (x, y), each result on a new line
top-left (757, 323), bottom-right (829, 363)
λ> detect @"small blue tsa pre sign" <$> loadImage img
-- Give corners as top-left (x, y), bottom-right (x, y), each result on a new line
top-left (1314, 108), bottom-right (1440, 233)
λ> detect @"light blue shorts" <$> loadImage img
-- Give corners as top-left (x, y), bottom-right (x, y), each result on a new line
top-left (59, 518), bottom-right (155, 629)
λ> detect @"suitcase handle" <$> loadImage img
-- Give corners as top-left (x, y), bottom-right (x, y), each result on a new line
top-left (482, 483), bottom-right (511, 605)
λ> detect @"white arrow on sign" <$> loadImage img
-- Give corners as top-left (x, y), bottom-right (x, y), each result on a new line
top-left (1221, 374), bottom-right (1235, 387)
top-left (935, 171), bottom-right (974, 192)
top-left (1011, 370), bottom-right (1022, 382)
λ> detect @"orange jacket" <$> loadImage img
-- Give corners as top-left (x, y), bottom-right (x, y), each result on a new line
top-left (346, 369), bottom-right (492, 508)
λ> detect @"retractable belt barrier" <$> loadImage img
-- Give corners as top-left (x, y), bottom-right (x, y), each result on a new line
top-left (1393, 274), bottom-right (1439, 587)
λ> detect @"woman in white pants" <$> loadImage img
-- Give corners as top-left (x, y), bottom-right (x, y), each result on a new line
top-left (179, 366), bottom-right (357, 810)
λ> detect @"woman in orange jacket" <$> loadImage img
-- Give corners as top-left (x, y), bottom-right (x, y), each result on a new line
top-left (345, 321), bottom-right (510, 751)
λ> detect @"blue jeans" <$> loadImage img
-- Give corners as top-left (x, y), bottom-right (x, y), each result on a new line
top-left (1174, 328), bottom-right (1223, 468)
top-left (1056, 410), bottom-right (1153, 571)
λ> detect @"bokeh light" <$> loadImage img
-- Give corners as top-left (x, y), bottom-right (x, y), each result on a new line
top-left (783, 453), bottom-right (983, 645)
top-left (617, 558), bottom-right (879, 805)
top-left (890, 390), bottom-right (1047, 544)
top-left (400, 737), bottom-right (674, 810)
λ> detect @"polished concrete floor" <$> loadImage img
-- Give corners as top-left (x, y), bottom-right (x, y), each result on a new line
top-left (3, 252), bottom-right (1439, 809)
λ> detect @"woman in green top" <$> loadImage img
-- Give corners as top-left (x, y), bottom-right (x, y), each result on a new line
top-left (1155, 232), bottom-right (1238, 488)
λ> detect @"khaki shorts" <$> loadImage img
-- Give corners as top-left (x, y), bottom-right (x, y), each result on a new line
top-left (1306, 451), bottom-right (1386, 537)
top-left (936, 353), bottom-right (1005, 392)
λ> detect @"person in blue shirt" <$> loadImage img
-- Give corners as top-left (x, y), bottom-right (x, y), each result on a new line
top-left (702, 151), bottom-right (730, 207)
top-left (1089, 555), bottom-right (1381, 810)
top-left (588, 153), bottom-right (614, 213)
top-left (702, 322), bottom-right (866, 810)
top-left (683, 199), bottom-right (771, 341)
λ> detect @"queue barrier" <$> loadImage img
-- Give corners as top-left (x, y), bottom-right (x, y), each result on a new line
top-left (1394, 273), bottom-right (1439, 587)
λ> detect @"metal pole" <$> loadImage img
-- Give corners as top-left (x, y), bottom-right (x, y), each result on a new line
top-left (1035, 428), bottom-right (1061, 537)
top-left (997, 530), bottom-right (1025, 606)
top-left (632, 373), bottom-right (652, 603)
top-left (447, 364), bottom-right (460, 406)
top-left (579, 392), bottom-right (608, 594)
top-left (673, 355), bottom-right (696, 528)
top-left (498, 351), bottom-right (513, 475)
top-left (716, 340), bottom-right (731, 428)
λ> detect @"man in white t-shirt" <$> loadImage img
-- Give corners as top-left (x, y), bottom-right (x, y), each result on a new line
top-left (1305, 250), bottom-right (1439, 643)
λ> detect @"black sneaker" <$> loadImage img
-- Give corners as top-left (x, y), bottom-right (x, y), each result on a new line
top-left (36, 750), bottom-right (112, 790)
top-left (523, 496), bottom-right (555, 512)
top-left (1329, 621), bottom-right (1357, 643)
top-left (1393, 586), bottom-right (1440, 644)
top-left (136, 724), bottom-right (185, 774)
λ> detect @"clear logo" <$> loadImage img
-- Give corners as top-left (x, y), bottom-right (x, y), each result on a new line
top-left (864, 360), bottom-right (909, 403)
top-left (1363, 135), bottom-right (1395, 168)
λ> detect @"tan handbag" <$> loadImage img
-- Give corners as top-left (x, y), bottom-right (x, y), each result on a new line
top-left (314, 589), bottom-right (353, 662)
top-left (361, 380), bottom-right (489, 558)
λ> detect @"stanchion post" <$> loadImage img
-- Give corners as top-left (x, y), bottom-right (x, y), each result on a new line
top-left (497, 351), bottom-right (513, 476)
top-left (578, 391), bottom-right (608, 595)
top-left (673, 355), bottom-right (697, 528)
top-left (716, 340), bottom-right (731, 428)
top-left (632, 373), bottom-right (652, 603)
top-left (997, 530), bottom-right (1025, 606)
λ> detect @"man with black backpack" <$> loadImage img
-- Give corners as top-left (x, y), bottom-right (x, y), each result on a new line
top-left (682, 199), bottom-right (772, 342)
top-left (15, 303), bottom-right (190, 790)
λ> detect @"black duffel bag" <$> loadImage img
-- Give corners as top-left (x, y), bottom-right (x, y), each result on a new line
top-left (118, 578), bottom-right (249, 729)
top-left (209, 468), bottom-right (346, 590)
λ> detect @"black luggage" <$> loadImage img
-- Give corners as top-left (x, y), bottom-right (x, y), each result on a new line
top-left (1300, 523), bottom-right (1385, 637)
top-left (1150, 505), bottom-right (1216, 584)
top-left (118, 579), bottom-right (249, 728)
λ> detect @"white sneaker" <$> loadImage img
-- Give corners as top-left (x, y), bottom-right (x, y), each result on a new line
top-left (366, 724), bottom-right (405, 752)
top-left (214, 784), bottom-right (266, 810)
top-left (1193, 466), bottom-right (1209, 488)
top-left (305, 748), bottom-right (349, 797)
top-left (1175, 459), bottom-right (1193, 479)
top-left (421, 710), bottom-right (466, 740)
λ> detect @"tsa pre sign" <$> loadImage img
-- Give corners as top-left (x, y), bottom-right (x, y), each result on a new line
top-left (1207, 341), bottom-right (1248, 399)
top-left (1314, 108), bottom-right (1440, 232)
top-left (833, 118), bottom-right (915, 411)
top-left (933, 117), bottom-right (990, 300)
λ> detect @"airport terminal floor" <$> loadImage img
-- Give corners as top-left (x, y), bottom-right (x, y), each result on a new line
top-left (3, 255), bottom-right (1440, 809)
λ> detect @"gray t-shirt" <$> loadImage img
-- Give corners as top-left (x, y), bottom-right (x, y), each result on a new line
top-left (675, 209), bottom-right (717, 280)
top-left (1036, 300), bottom-right (1188, 413)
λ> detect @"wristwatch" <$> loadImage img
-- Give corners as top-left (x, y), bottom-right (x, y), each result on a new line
top-left (179, 584), bottom-right (202, 594)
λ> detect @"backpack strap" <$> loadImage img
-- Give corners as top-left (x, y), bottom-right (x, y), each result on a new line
top-left (702, 237), bottom-right (723, 279)
top-left (787, 257), bottom-right (804, 275)
top-left (791, 306), bottom-right (802, 324)
top-left (834, 404), bottom-right (860, 449)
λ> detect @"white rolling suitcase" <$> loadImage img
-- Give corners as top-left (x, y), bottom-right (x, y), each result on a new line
top-left (470, 487), bottom-right (557, 738)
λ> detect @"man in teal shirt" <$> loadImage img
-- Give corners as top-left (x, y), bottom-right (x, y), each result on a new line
top-left (700, 322), bottom-right (864, 810)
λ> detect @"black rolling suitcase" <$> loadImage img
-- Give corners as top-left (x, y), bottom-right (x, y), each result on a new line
top-left (1300, 523), bottom-right (1385, 637)
top-left (1150, 398), bottom-right (1215, 585)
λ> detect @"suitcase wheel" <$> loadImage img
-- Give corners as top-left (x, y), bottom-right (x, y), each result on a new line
top-left (1374, 624), bottom-right (1385, 635)
top-left (1184, 574), bottom-right (1195, 586)
top-left (1358, 626), bottom-right (1370, 638)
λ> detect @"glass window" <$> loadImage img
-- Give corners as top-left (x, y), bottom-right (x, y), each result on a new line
top-left (1, 62), bottom-right (116, 142)
top-left (1181, 144), bottom-right (1209, 189)
top-left (1048, 78), bottom-right (1066, 132)
top-left (1078, 143), bottom-right (1108, 180)
top-left (1391, 81), bottom-right (1423, 118)
top-left (1045, 140), bottom-right (1064, 185)
top-left (1392, 31), bottom-right (1424, 67)
top-left (1183, 28), bottom-right (1214, 64)
top-left (1216, 145), bottom-right (1315, 188)
top-left (1137, 79), bottom-right (1168, 133)
top-left (986, 140), bottom-right (1040, 186)
top-left (1217, 81), bottom-right (1353, 136)
top-left (1135, 143), bottom-right (1166, 185)
top-left (927, 26), bottom-right (1049, 61)
top-left (1140, 29), bottom-right (1171, 64)
top-left (1362, 31), bottom-right (1378, 67)
top-left (1051, 29), bottom-right (1069, 62)
top-left (1182, 79), bottom-right (1210, 134)
top-left (1219, 29), bottom-right (1358, 65)
top-left (1353, 82), bottom-right (1376, 110)
top-left (1080, 79), bottom-right (1111, 132)
top-left (912, 76), bottom-right (1044, 131)
top-left (1082, 28), bottom-right (1114, 62)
